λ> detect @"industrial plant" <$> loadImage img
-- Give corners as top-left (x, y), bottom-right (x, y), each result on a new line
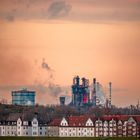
top-left (11, 88), bottom-right (35, 106)
top-left (10, 76), bottom-right (111, 108)
top-left (69, 76), bottom-right (112, 108)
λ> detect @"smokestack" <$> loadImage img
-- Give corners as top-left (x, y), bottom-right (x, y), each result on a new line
top-left (109, 82), bottom-right (112, 108)
top-left (137, 99), bottom-right (139, 109)
top-left (93, 78), bottom-right (96, 106)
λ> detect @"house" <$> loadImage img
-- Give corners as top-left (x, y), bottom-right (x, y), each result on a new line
top-left (59, 116), bottom-right (95, 137)
top-left (0, 114), bottom-right (47, 137)
top-left (0, 114), bottom-right (140, 137)
top-left (47, 118), bottom-right (60, 137)
top-left (49, 115), bottom-right (140, 137)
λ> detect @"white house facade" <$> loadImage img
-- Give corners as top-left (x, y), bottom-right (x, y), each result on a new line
top-left (52, 115), bottom-right (140, 137)
top-left (0, 115), bottom-right (140, 137)
top-left (0, 116), bottom-right (47, 137)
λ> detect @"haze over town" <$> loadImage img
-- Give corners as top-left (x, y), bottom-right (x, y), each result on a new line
top-left (0, 0), bottom-right (140, 107)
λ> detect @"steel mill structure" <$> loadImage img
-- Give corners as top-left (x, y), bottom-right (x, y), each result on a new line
top-left (71, 76), bottom-right (112, 108)
top-left (72, 76), bottom-right (90, 106)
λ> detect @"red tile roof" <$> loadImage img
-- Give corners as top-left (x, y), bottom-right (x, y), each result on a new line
top-left (49, 118), bottom-right (61, 126)
top-left (102, 115), bottom-right (140, 122)
top-left (49, 115), bottom-right (140, 126)
top-left (68, 116), bottom-right (89, 126)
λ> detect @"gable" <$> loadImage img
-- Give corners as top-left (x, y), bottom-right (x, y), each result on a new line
top-left (128, 117), bottom-right (136, 123)
top-left (32, 118), bottom-right (38, 125)
top-left (86, 118), bottom-right (93, 126)
top-left (60, 118), bottom-right (68, 126)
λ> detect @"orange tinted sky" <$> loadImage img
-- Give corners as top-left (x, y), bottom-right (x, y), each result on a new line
top-left (0, 0), bottom-right (140, 106)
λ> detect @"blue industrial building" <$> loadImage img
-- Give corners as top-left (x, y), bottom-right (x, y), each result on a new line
top-left (11, 88), bottom-right (35, 106)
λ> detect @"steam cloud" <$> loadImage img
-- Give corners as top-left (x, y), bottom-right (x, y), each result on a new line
top-left (0, 0), bottom-right (140, 22)
top-left (48, 1), bottom-right (72, 18)
top-left (42, 58), bottom-right (52, 71)
top-left (39, 58), bottom-right (70, 97)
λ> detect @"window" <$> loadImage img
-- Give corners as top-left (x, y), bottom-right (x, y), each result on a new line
top-left (40, 132), bottom-right (42, 135)
top-left (79, 133), bottom-right (80, 136)
top-left (33, 132), bottom-right (37, 135)
top-left (33, 127), bottom-right (37, 130)
top-left (33, 121), bottom-right (37, 124)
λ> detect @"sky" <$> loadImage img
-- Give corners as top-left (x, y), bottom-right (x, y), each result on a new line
top-left (0, 0), bottom-right (140, 107)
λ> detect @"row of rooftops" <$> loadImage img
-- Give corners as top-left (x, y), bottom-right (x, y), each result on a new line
top-left (49, 115), bottom-right (140, 127)
top-left (0, 120), bottom-right (47, 126)
top-left (0, 115), bottom-right (140, 127)
top-left (0, 113), bottom-right (47, 126)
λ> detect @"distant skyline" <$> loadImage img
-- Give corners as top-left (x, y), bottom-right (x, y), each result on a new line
top-left (0, 0), bottom-right (140, 107)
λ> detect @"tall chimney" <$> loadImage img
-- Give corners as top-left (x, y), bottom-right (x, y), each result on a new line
top-left (109, 82), bottom-right (112, 108)
top-left (93, 78), bottom-right (96, 106)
